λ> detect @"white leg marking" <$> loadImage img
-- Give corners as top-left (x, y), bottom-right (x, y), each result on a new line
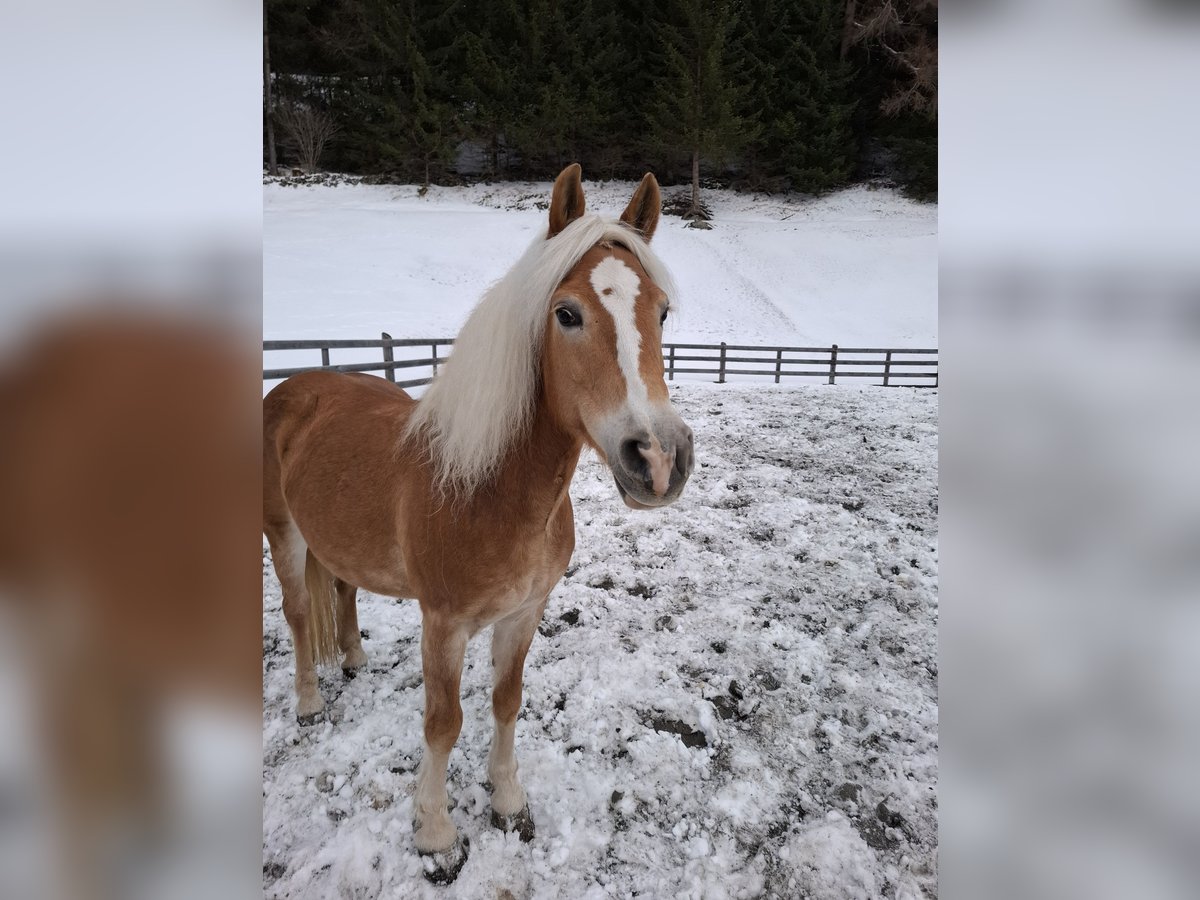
top-left (276, 523), bottom-right (324, 718)
top-left (342, 644), bottom-right (368, 670)
top-left (488, 720), bottom-right (525, 816)
top-left (488, 613), bottom-right (535, 815)
top-left (414, 745), bottom-right (457, 852)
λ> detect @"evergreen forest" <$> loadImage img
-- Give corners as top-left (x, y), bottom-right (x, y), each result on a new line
top-left (265, 0), bottom-right (937, 201)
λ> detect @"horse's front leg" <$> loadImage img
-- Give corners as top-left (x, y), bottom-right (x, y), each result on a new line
top-left (487, 600), bottom-right (544, 842)
top-left (413, 612), bottom-right (469, 883)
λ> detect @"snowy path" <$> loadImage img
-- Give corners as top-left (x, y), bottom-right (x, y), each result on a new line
top-left (263, 383), bottom-right (938, 899)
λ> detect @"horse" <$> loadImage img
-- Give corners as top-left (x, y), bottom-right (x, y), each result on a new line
top-left (262, 164), bottom-right (694, 883)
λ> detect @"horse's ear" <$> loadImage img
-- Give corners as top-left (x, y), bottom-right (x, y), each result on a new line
top-left (548, 163), bottom-right (586, 238)
top-left (620, 173), bottom-right (661, 242)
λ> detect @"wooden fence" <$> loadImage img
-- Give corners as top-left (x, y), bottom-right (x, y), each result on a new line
top-left (263, 335), bottom-right (937, 388)
top-left (263, 335), bottom-right (450, 389)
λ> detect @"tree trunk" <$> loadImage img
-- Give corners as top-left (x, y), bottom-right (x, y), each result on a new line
top-left (840, 0), bottom-right (857, 61)
top-left (691, 47), bottom-right (702, 216)
top-left (264, 4), bottom-right (277, 175)
top-left (691, 148), bottom-right (700, 213)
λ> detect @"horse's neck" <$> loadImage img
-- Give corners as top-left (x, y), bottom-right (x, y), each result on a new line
top-left (487, 391), bottom-right (582, 525)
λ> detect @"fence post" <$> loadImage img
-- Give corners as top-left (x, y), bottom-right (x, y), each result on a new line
top-left (883, 350), bottom-right (892, 387)
top-left (431, 341), bottom-right (439, 376)
top-left (775, 349), bottom-right (783, 384)
top-left (381, 332), bottom-right (395, 382)
top-left (828, 344), bottom-right (838, 384)
top-left (717, 342), bottom-right (727, 384)
top-left (320, 346), bottom-right (330, 368)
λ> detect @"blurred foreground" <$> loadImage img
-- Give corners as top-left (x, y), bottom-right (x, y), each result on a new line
top-left (0, 315), bottom-right (262, 900)
top-left (942, 2), bottom-right (1200, 898)
top-left (1, 3), bottom-right (260, 899)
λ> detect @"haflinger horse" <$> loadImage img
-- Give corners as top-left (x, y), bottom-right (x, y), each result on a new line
top-left (263, 164), bottom-right (694, 883)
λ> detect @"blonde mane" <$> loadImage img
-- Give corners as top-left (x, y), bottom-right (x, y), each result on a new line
top-left (404, 214), bottom-right (677, 497)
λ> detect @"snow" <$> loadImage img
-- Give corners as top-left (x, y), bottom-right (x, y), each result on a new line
top-left (262, 177), bottom-right (937, 896)
top-left (264, 178), bottom-right (936, 352)
top-left (262, 383), bottom-right (938, 898)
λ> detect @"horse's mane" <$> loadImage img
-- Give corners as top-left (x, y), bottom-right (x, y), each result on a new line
top-left (404, 214), bottom-right (676, 497)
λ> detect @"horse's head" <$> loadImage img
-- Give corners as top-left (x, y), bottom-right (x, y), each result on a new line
top-left (541, 165), bottom-right (694, 510)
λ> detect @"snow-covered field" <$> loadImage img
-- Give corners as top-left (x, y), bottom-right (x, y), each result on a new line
top-left (262, 383), bottom-right (938, 899)
top-left (264, 178), bottom-right (936, 352)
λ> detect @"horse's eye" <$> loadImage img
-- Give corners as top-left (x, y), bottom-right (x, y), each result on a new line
top-left (555, 307), bottom-right (581, 328)
top-left (660, 308), bottom-right (669, 325)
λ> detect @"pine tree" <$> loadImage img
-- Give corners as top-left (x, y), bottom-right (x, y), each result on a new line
top-left (294, 0), bottom-right (462, 181)
top-left (500, 0), bottom-right (569, 175)
top-left (645, 0), bottom-right (758, 219)
top-left (385, 18), bottom-right (460, 190)
top-left (738, 0), bottom-right (857, 193)
top-left (503, 0), bottom-right (622, 175)
top-left (576, 0), bottom-right (640, 178)
top-left (455, 0), bottom-right (526, 177)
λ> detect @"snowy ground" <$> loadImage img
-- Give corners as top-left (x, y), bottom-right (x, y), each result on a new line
top-left (262, 383), bottom-right (938, 899)
top-left (264, 178), bottom-right (936, 365)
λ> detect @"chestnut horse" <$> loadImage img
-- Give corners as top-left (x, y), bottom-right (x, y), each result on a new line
top-left (263, 165), bottom-right (694, 882)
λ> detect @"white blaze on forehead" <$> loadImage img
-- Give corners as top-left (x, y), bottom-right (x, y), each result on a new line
top-left (589, 255), bottom-right (651, 413)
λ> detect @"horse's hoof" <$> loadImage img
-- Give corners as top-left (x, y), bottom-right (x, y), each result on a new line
top-left (296, 709), bottom-right (325, 726)
top-left (491, 805), bottom-right (535, 843)
top-left (419, 834), bottom-right (470, 885)
top-left (341, 666), bottom-right (359, 681)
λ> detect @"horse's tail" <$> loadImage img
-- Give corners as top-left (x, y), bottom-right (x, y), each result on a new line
top-left (304, 549), bottom-right (341, 667)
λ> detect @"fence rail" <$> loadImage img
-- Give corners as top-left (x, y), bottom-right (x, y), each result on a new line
top-left (263, 336), bottom-right (937, 389)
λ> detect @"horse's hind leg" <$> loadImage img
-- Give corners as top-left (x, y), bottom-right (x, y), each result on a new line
top-left (267, 523), bottom-right (325, 724)
top-left (487, 601), bottom-right (544, 842)
top-left (335, 579), bottom-right (367, 676)
top-left (413, 614), bottom-right (469, 882)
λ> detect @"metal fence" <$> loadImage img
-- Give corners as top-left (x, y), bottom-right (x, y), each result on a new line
top-left (263, 335), bottom-right (938, 388)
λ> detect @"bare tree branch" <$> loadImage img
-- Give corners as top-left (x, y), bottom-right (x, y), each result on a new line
top-left (848, 0), bottom-right (937, 117)
top-left (275, 101), bottom-right (341, 173)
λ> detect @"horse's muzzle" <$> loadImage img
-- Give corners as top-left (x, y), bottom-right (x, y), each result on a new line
top-left (610, 424), bottom-right (694, 509)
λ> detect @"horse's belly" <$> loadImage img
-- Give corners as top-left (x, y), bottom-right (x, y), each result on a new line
top-left (285, 494), bottom-right (413, 598)
top-left (340, 559), bottom-right (415, 600)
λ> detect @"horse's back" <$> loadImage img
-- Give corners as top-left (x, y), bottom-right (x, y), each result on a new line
top-left (263, 371), bottom-right (421, 593)
top-left (265, 369), bottom-right (413, 432)
top-left (265, 369), bottom-right (414, 460)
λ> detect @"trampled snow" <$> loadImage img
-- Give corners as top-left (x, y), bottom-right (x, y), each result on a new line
top-left (262, 384), bottom-right (938, 899)
top-left (262, 178), bottom-right (937, 898)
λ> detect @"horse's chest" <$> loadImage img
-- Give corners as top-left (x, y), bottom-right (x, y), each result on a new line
top-left (413, 513), bottom-right (573, 622)
top-left (470, 527), bottom-right (570, 597)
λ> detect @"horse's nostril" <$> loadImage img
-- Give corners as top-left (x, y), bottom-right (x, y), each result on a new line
top-left (675, 432), bottom-right (694, 478)
top-left (619, 437), bottom-right (648, 479)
